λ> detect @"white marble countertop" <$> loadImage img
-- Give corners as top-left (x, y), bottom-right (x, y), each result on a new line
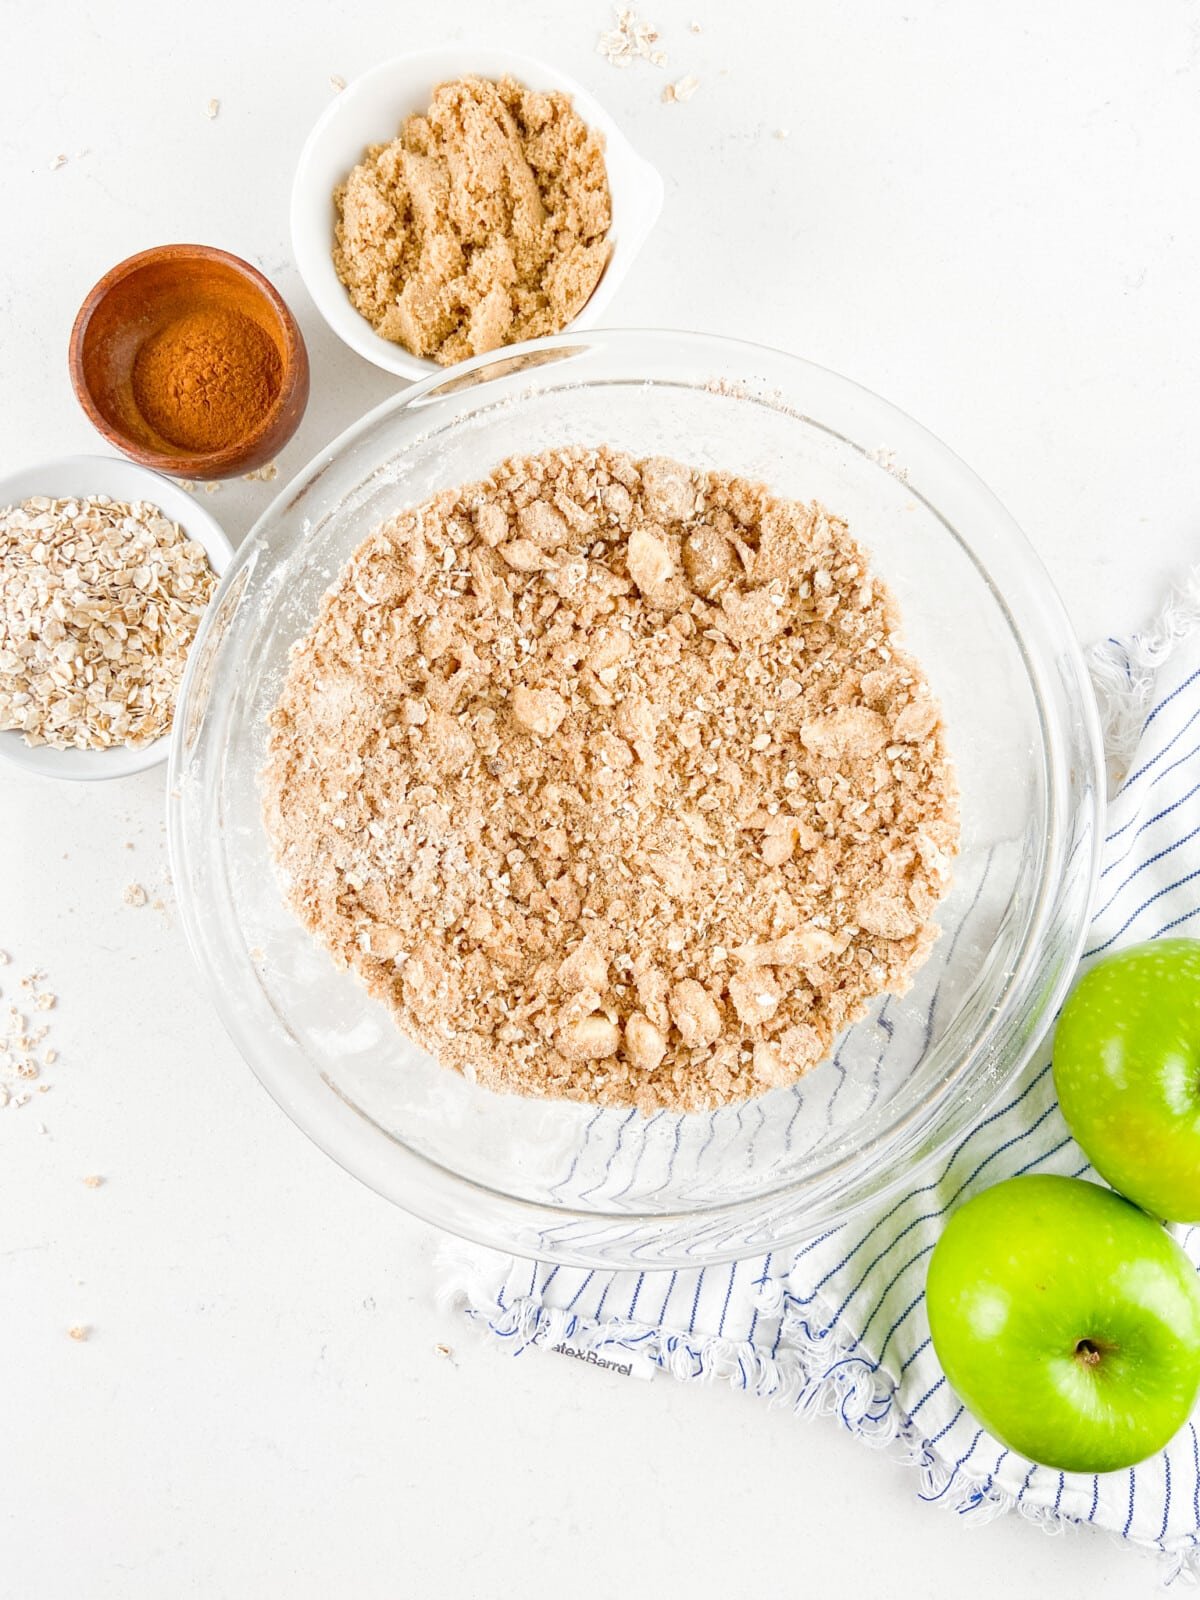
top-left (3, 1), bottom-right (1196, 1594)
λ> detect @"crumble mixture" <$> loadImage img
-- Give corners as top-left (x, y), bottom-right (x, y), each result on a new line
top-left (263, 447), bottom-right (959, 1113)
top-left (333, 76), bottom-right (612, 364)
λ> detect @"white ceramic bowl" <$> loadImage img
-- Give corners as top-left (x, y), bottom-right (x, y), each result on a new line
top-left (291, 48), bottom-right (664, 379)
top-left (0, 455), bottom-right (233, 782)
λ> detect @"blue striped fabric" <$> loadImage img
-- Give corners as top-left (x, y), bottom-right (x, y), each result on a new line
top-left (447, 599), bottom-right (1200, 1575)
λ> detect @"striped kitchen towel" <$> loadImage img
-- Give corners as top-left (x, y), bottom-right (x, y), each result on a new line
top-left (441, 568), bottom-right (1200, 1577)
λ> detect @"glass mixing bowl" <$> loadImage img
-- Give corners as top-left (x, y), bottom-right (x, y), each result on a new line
top-left (168, 331), bottom-right (1103, 1267)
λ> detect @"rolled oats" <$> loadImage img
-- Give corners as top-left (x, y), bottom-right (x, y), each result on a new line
top-left (0, 496), bottom-right (216, 751)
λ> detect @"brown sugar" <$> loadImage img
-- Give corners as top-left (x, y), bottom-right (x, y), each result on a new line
top-left (332, 76), bottom-right (612, 364)
top-left (262, 447), bottom-right (959, 1114)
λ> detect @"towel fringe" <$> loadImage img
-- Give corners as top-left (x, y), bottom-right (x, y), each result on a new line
top-left (440, 1247), bottom-right (1200, 1583)
top-left (1088, 564), bottom-right (1200, 787)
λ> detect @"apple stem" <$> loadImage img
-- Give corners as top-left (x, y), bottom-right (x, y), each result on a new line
top-left (1075, 1338), bottom-right (1104, 1366)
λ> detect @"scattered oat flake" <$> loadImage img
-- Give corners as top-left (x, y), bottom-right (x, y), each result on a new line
top-left (1, 964), bottom-right (60, 1103)
top-left (243, 462), bottom-right (279, 482)
top-left (82, 1175), bottom-right (105, 1188)
top-left (49, 153), bottom-right (67, 171)
top-left (174, 478), bottom-right (197, 494)
top-left (0, 950), bottom-right (8, 965)
top-left (690, 19), bottom-right (702, 30)
top-left (123, 883), bottom-right (148, 908)
top-left (203, 482), bottom-right (221, 494)
top-left (68, 1325), bottom-right (90, 1342)
top-left (597, 7), bottom-right (665, 68)
top-left (330, 74), bottom-right (346, 92)
top-left (37, 1121), bottom-right (48, 1135)
top-left (774, 128), bottom-right (790, 140)
top-left (206, 98), bottom-right (220, 119)
top-left (662, 74), bottom-right (700, 104)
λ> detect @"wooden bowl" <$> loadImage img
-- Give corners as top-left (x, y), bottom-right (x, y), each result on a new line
top-left (69, 245), bottom-right (310, 480)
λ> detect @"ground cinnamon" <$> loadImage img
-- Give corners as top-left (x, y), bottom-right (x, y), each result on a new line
top-left (131, 306), bottom-right (281, 452)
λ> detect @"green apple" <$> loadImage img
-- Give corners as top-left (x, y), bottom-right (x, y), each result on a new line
top-left (926, 1174), bottom-right (1200, 1472)
top-left (1053, 938), bottom-right (1200, 1222)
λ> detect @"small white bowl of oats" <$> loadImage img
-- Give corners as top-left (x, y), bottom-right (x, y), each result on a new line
top-left (291, 48), bottom-right (664, 378)
top-left (0, 455), bottom-right (232, 782)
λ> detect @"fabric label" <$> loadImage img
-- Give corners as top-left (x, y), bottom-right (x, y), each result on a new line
top-left (549, 1340), bottom-right (656, 1382)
